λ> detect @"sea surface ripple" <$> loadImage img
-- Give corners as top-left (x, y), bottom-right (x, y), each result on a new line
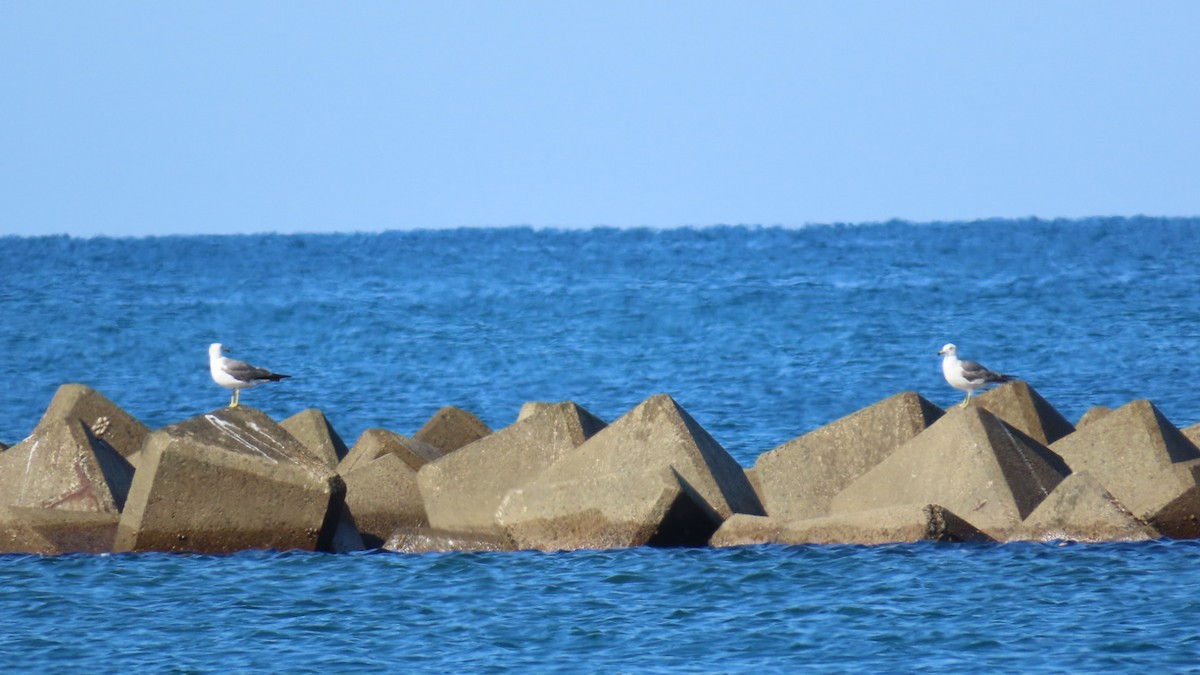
top-left (1, 218), bottom-right (1199, 671)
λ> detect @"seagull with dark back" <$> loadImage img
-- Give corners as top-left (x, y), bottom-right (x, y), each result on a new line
top-left (208, 343), bottom-right (290, 408)
top-left (938, 343), bottom-right (1014, 408)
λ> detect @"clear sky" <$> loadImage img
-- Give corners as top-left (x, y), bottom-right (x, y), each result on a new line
top-left (3, 2), bottom-right (1198, 237)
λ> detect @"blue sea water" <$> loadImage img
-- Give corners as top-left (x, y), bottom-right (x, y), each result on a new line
top-left (2, 217), bottom-right (1200, 672)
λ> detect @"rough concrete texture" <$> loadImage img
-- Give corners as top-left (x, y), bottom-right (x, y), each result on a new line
top-left (281, 408), bottom-right (349, 467)
top-left (974, 381), bottom-right (1075, 445)
top-left (1050, 400), bottom-right (1200, 538)
top-left (754, 391), bottom-right (943, 521)
top-left (0, 416), bottom-right (133, 514)
top-left (711, 504), bottom-right (993, 547)
top-left (383, 526), bottom-right (516, 553)
top-left (531, 394), bottom-right (764, 520)
top-left (1183, 422), bottom-right (1200, 448)
top-left (1018, 471), bottom-right (1157, 542)
top-left (114, 406), bottom-right (347, 553)
top-left (498, 466), bottom-right (720, 551)
top-left (1077, 406), bottom-right (1113, 430)
top-left (831, 406), bottom-right (1070, 539)
top-left (339, 428), bottom-right (443, 474)
top-left (26, 384), bottom-right (149, 470)
top-left (413, 406), bottom-right (492, 453)
top-left (418, 402), bottom-right (607, 537)
top-left (0, 507), bottom-right (120, 554)
top-left (341, 452), bottom-right (426, 547)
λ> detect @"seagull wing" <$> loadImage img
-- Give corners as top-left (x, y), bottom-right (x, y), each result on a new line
top-left (223, 358), bottom-right (288, 382)
top-left (959, 360), bottom-right (1011, 384)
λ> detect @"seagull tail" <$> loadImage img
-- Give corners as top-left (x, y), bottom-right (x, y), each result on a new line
top-left (264, 373), bottom-right (291, 382)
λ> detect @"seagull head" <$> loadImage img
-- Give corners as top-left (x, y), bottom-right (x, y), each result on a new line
top-left (938, 343), bottom-right (957, 357)
top-left (208, 343), bottom-right (227, 359)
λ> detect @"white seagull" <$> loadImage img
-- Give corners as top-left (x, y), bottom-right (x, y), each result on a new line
top-left (208, 343), bottom-right (290, 408)
top-left (938, 343), bottom-right (1014, 408)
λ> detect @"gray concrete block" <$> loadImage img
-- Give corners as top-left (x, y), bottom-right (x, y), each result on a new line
top-left (281, 408), bottom-right (349, 467)
top-left (418, 402), bottom-right (606, 537)
top-left (531, 394), bottom-right (763, 520)
top-left (498, 466), bottom-right (720, 551)
top-left (975, 380), bottom-right (1075, 445)
top-left (413, 406), bottom-right (492, 453)
top-left (1050, 400), bottom-right (1200, 537)
top-left (711, 504), bottom-right (992, 547)
top-left (754, 391), bottom-right (943, 520)
top-left (831, 406), bottom-right (1070, 539)
top-left (114, 407), bottom-right (346, 553)
top-left (1017, 471), bottom-right (1157, 542)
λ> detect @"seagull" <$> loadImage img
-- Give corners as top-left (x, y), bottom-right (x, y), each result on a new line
top-left (208, 343), bottom-right (290, 408)
top-left (938, 343), bottom-right (1014, 408)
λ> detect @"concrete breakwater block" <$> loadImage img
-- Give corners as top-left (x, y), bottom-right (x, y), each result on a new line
top-left (0, 415), bottom-right (133, 515)
top-left (418, 401), bottom-right (606, 538)
top-left (340, 428), bottom-right (444, 474)
top-left (486, 395), bottom-right (761, 551)
top-left (0, 507), bottom-right (120, 554)
top-left (974, 381), bottom-right (1075, 446)
top-left (35, 384), bottom-right (149, 463)
top-left (336, 429), bottom-right (434, 547)
top-left (281, 408), bottom-right (349, 467)
top-left (1018, 471), bottom-right (1157, 542)
top-left (710, 504), bottom-right (993, 547)
top-left (754, 391), bottom-right (944, 521)
top-left (114, 406), bottom-right (348, 554)
top-left (1050, 400), bottom-right (1200, 538)
top-left (498, 467), bottom-right (720, 551)
top-left (831, 406), bottom-right (1070, 540)
top-left (530, 394), bottom-right (764, 521)
top-left (383, 526), bottom-right (516, 553)
top-left (413, 406), bottom-right (492, 453)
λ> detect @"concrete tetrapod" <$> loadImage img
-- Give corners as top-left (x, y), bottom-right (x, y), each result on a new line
top-left (1050, 400), bottom-right (1200, 538)
top-left (973, 380), bottom-right (1075, 446)
top-left (711, 505), bottom-right (993, 547)
top-left (114, 407), bottom-right (348, 553)
top-left (754, 391), bottom-right (944, 521)
top-left (281, 408), bottom-right (350, 467)
top-left (831, 405), bottom-right (1070, 540)
top-left (417, 401), bottom-right (606, 540)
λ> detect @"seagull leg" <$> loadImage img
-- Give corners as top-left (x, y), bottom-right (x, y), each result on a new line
top-left (958, 391), bottom-right (972, 408)
top-left (230, 390), bottom-right (239, 408)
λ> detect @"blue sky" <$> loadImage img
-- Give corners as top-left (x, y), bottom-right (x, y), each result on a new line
top-left (3, 2), bottom-right (1198, 237)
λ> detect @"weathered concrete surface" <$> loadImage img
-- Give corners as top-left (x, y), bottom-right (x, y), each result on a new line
top-left (114, 407), bottom-right (347, 553)
top-left (831, 406), bottom-right (1070, 539)
top-left (340, 452), bottom-right (426, 548)
top-left (529, 394), bottom-right (764, 520)
top-left (35, 384), bottom-right (149, 461)
top-left (418, 402), bottom-right (607, 537)
top-left (1017, 471), bottom-right (1157, 542)
top-left (974, 381), bottom-right (1075, 446)
top-left (498, 467), bottom-right (721, 551)
top-left (754, 392), bottom-right (943, 521)
top-left (339, 428), bottom-right (444, 474)
top-left (383, 526), bottom-right (516, 553)
top-left (281, 409), bottom-right (349, 467)
top-left (711, 504), bottom-right (993, 547)
top-left (414, 406), bottom-right (492, 453)
top-left (0, 507), bottom-right (120, 554)
top-left (0, 416), bottom-right (133, 514)
top-left (1077, 406), bottom-right (1113, 430)
top-left (1050, 400), bottom-right (1200, 538)
top-left (1183, 422), bottom-right (1200, 449)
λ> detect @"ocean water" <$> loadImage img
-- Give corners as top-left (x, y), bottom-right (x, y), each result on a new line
top-left (2, 218), bottom-right (1200, 671)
